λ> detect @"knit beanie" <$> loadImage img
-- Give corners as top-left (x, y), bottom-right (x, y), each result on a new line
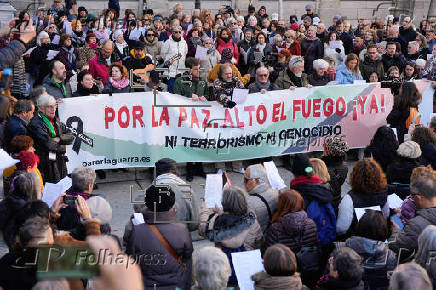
top-left (86, 196), bottom-right (113, 224)
top-left (291, 154), bottom-right (313, 177)
top-left (397, 141), bottom-right (422, 159)
top-left (324, 136), bottom-right (349, 157)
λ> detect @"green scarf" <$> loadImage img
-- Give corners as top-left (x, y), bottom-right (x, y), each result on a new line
top-left (51, 77), bottom-right (66, 98)
top-left (39, 112), bottom-right (56, 138)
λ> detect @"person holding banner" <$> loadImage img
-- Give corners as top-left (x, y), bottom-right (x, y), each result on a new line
top-left (102, 63), bottom-right (131, 94)
top-left (248, 67), bottom-right (279, 94)
top-left (275, 55), bottom-right (311, 90)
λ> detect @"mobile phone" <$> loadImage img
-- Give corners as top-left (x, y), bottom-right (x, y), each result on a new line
top-left (36, 245), bottom-right (100, 279)
top-left (63, 195), bottom-right (77, 206)
top-left (391, 215), bottom-right (404, 229)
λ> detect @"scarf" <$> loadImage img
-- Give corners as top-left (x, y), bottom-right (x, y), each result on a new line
top-left (88, 42), bottom-right (98, 50)
top-left (51, 77), bottom-right (66, 98)
top-left (190, 37), bottom-right (201, 47)
top-left (256, 43), bottom-right (266, 52)
top-left (172, 35), bottom-right (181, 42)
top-left (62, 46), bottom-right (76, 64)
top-left (39, 111), bottom-right (56, 138)
top-left (305, 35), bottom-right (318, 41)
top-left (130, 49), bottom-right (145, 59)
top-left (255, 80), bottom-right (271, 90)
top-left (109, 77), bottom-right (129, 90)
top-left (286, 68), bottom-right (302, 87)
top-left (115, 41), bottom-right (127, 54)
top-left (290, 175), bottom-right (323, 187)
top-left (221, 36), bottom-right (231, 43)
top-left (74, 30), bottom-right (83, 37)
top-left (76, 83), bottom-right (99, 96)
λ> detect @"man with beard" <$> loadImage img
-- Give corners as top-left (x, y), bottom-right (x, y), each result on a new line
top-left (237, 29), bottom-right (255, 75)
top-left (335, 20), bottom-right (353, 55)
top-left (405, 41), bottom-right (424, 62)
top-left (42, 60), bottom-right (72, 100)
top-left (360, 44), bottom-right (385, 81)
top-left (382, 41), bottom-right (406, 73)
top-left (211, 63), bottom-right (244, 108)
top-left (275, 56), bottom-right (311, 89)
top-left (122, 41), bottom-right (153, 91)
top-left (88, 39), bottom-right (121, 86)
top-left (162, 25), bottom-right (188, 93)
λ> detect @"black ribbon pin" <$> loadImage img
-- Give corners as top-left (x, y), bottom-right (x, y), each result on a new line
top-left (66, 116), bottom-right (93, 154)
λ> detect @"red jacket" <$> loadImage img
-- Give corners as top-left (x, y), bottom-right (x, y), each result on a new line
top-left (281, 41), bottom-right (301, 56)
top-left (215, 38), bottom-right (240, 63)
top-left (88, 54), bottom-right (121, 85)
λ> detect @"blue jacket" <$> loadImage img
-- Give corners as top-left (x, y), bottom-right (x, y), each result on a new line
top-left (4, 115), bottom-right (28, 152)
top-left (335, 63), bottom-right (363, 84)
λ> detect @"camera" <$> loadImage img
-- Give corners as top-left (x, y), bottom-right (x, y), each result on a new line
top-left (381, 78), bottom-right (403, 95)
top-left (64, 195), bottom-right (77, 206)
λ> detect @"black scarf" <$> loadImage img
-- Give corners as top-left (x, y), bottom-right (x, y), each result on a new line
top-left (286, 68), bottom-right (302, 87)
top-left (74, 30), bottom-right (83, 37)
top-left (172, 36), bottom-right (181, 42)
top-left (221, 37), bottom-right (231, 43)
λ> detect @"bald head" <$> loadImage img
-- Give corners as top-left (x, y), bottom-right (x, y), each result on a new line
top-left (101, 39), bottom-right (114, 58)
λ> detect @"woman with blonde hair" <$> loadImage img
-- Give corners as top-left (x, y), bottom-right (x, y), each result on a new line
top-left (335, 53), bottom-right (363, 84)
top-left (309, 158), bottom-right (331, 183)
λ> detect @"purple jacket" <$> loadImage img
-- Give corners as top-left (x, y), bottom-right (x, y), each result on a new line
top-left (399, 195), bottom-right (417, 223)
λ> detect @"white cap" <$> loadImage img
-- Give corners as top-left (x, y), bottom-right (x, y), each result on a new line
top-left (271, 13), bottom-right (279, 21)
top-left (313, 17), bottom-right (320, 25)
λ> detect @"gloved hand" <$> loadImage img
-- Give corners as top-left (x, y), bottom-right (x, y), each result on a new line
top-left (225, 100), bottom-right (236, 108)
top-left (335, 48), bottom-right (341, 53)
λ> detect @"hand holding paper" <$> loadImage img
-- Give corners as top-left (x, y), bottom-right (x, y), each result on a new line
top-left (232, 88), bottom-right (249, 104)
top-left (205, 174), bottom-right (223, 208)
top-left (232, 250), bottom-right (265, 290)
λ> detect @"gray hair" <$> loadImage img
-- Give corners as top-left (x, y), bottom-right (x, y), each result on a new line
top-left (19, 216), bottom-right (51, 247)
top-left (246, 164), bottom-right (270, 187)
top-left (430, 115), bottom-right (436, 129)
top-left (37, 31), bottom-right (49, 46)
top-left (390, 262), bottom-right (432, 290)
top-left (14, 172), bottom-right (41, 201)
top-left (409, 41), bottom-right (419, 51)
top-left (415, 59), bottom-right (426, 67)
top-left (225, 17), bottom-right (235, 26)
top-left (193, 246), bottom-right (231, 290)
top-left (333, 247), bottom-right (363, 281)
top-left (236, 16), bottom-right (244, 22)
top-left (289, 55), bottom-right (304, 70)
top-left (255, 66), bottom-right (269, 76)
top-left (14, 99), bottom-right (34, 115)
top-left (248, 15), bottom-right (257, 23)
top-left (221, 186), bottom-right (248, 215)
top-left (99, 38), bottom-right (114, 48)
top-left (313, 59), bottom-right (329, 71)
top-left (377, 41), bottom-right (387, 49)
top-left (416, 225), bottom-right (436, 279)
top-left (72, 167), bottom-right (96, 192)
top-left (410, 169), bottom-right (436, 199)
top-left (37, 94), bottom-right (56, 107)
top-left (272, 34), bottom-right (283, 43)
top-left (32, 279), bottom-right (69, 290)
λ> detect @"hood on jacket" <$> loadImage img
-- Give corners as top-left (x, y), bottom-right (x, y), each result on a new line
top-left (130, 49), bottom-right (146, 59)
top-left (291, 181), bottom-right (333, 205)
top-left (251, 271), bottom-right (303, 290)
top-left (206, 212), bottom-right (256, 248)
top-left (344, 236), bottom-right (397, 269)
top-left (387, 159), bottom-right (419, 184)
top-left (277, 210), bottom-right (309, 234)
top-left (417, 207), bottom-right (436, 225)
top-left (144, 36), bottom-right (158, 46)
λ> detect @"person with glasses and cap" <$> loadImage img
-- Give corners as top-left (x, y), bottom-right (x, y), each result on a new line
top-left (162, 25), bottom-right (188, 93)
top-left (275, 55), bottom-right (311, 90)
top-left (248, 67), bottom-right (279, 94)
top-left (301, 4), bottom-right (319, 20)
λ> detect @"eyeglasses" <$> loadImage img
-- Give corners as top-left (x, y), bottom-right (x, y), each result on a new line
top-left (147, 34), bottom-right (154, 36)
top-left (243, 177), bottom-right (253, 183)
top-left (232, 22), bottom-right (237, 25)
top-left (257, 74), bottom-right (268, 77)
top-left (173, 31), bottom-right (181, 34)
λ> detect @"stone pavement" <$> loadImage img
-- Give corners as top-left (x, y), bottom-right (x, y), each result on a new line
top-left (0, 161), bottom-right (353, 255)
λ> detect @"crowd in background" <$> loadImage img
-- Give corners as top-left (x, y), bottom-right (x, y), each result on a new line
top-left (1, 0), bottom-right (436, 289)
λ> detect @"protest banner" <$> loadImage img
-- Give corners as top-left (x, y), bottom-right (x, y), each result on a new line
top-left (58, 81), bottom-right (434, 171)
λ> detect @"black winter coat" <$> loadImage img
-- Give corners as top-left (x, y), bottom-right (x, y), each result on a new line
top-left (386, 159), bottom-right (420, 184)
top-left (0, 40), bottom-right (26, 70)
top-left (381, 54), bottom-right (406, 74)
top-left (28, 112), bottom-right (73, 183)
top-left (399, 27), bottom-right (417, 55)
top-left (301, 38), bottom-right (324, 74)
top-left (308, 72), bottom-right (332, 86)
top-left (321, 156), bottom-right (348, 213)
top-left (263, 210), bottom-right (318, 253)
top-left (0, 193), bottom-right (26, 247)
top-left (386, 106), bottom-right (410, 144)
top-left (291, 181), bottom-right (333, 209)
top-left (421, 143), bottom-right (436, 170)
top-left (4, 115), bottom-right (28, 152)
top-left (126, 210), bottom-right (193, 290)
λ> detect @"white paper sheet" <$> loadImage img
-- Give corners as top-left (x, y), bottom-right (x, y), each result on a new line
top-left (263, 161), bottom-right (286, 190)
top-left (23, 47), bottom-right (36, 56)
top-left (254, 51), bottom-right (263, 62)
top-left (47, 50), bottom-right (59, 60)
top-left (232, 250), bottom-right (265, 290)
top-left (132, 213), bottom-right (145, 225)
top-left (391, 128), bottom-right (398, 141)
top-left (41, 176), bottom-right (72, 207)
top-left (329, 41), bottom-right (342, 49)
top-left (428, 54), bottom-right (433, 60)
top-left (204, 173), bottom-right (223, 208)
top-left (64, 21), bottom-right (72, 34)
top-left (355, 206), bottom-right (381, 221)
top-left (129, 29), bottom-right (142, 40)
top-left (52, 34), bottom-right (60, 45)
top-left (388, 194), bottom-right (404, 209)
top-left (232, 88), bottom-right (249, 104)
top-left (353, 80), bottom-right (366, 84)
top-left (194, 46), bottom-right (208, 60)
top-left (0, 149), bottom-right (18, 170)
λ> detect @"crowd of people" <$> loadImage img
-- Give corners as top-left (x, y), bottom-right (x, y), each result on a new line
top-left (1, 0), bottom-right (436, 289)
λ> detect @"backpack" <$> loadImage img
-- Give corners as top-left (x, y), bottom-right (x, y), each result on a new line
top-left (306, 200), bottom-right (337, 245)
